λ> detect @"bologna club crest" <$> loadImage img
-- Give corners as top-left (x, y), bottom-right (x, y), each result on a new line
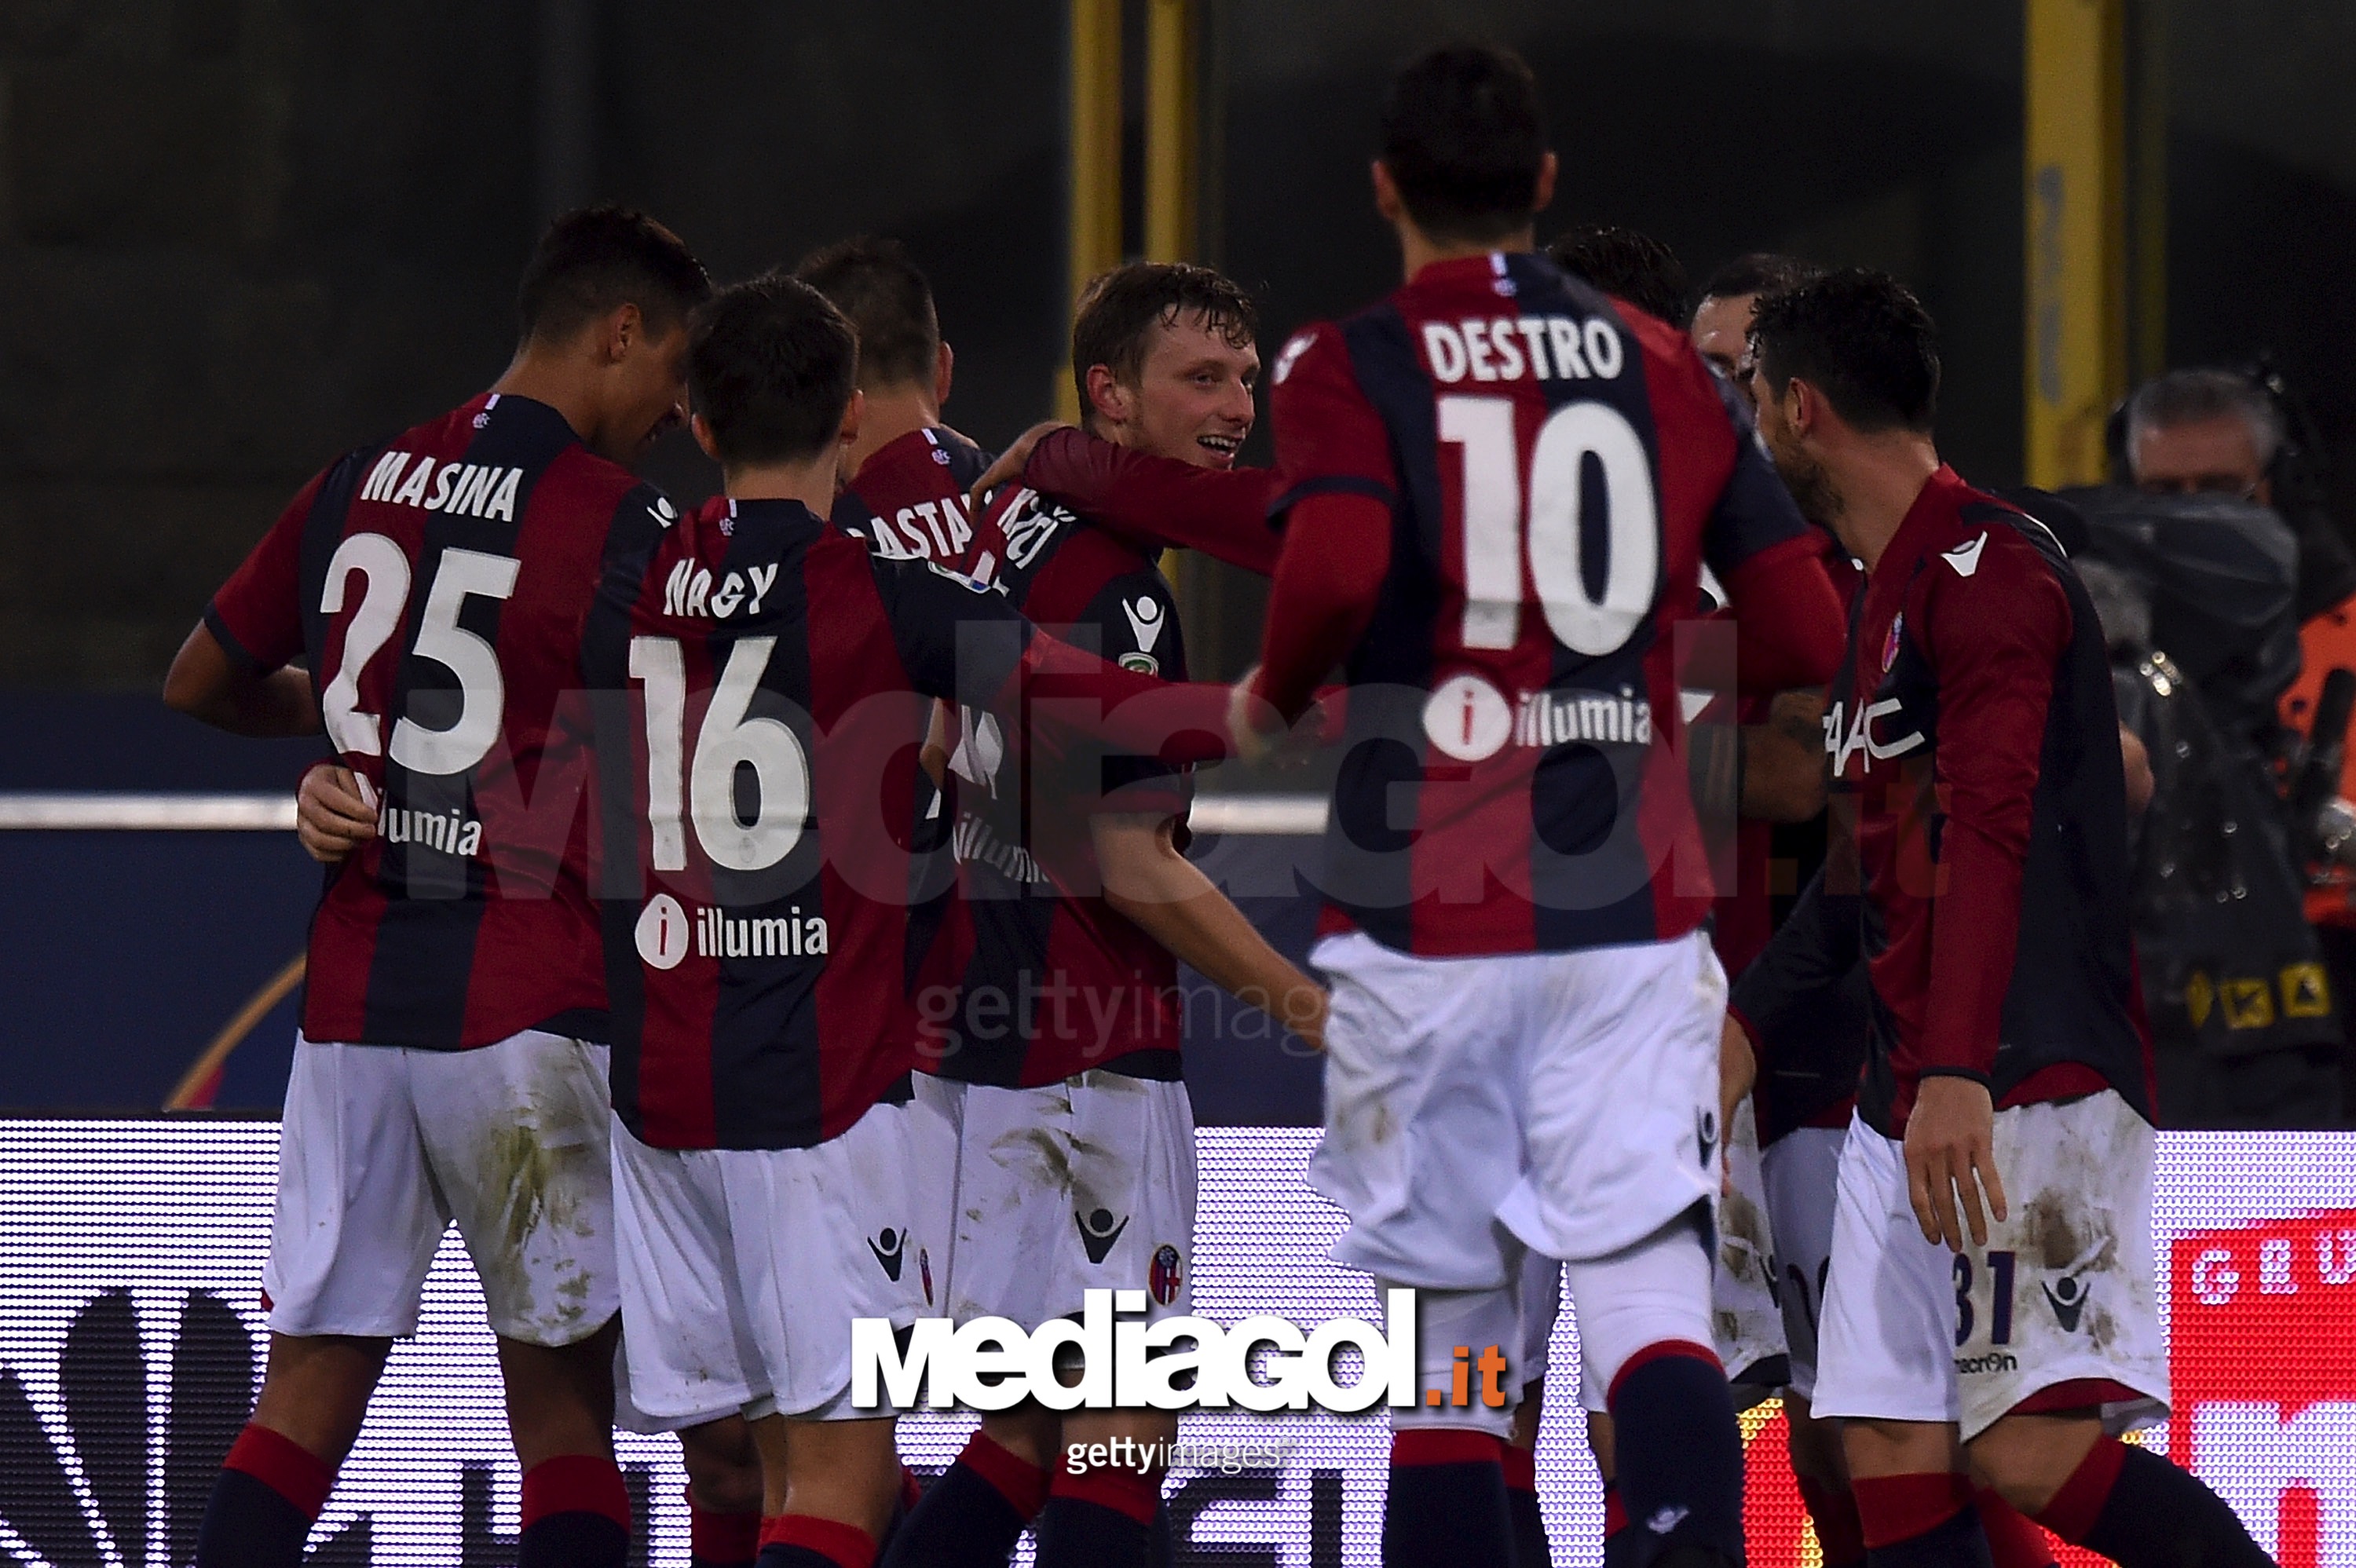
top-left (1150, 1244), bottom-right (1184, 1307)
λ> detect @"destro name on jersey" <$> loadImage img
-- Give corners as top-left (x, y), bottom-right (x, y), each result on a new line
top-left (1421, 314), bottom-right (1626, 386)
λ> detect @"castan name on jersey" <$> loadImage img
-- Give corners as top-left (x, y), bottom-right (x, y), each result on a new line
top-left (663, 557), bottom-right (782, 620)
top-left (357, 450), bottom-right (524, 522)
top-left (865, 494), bottom-right (975, 561)
top-left (1421, 314), bottom-right (1626, 386)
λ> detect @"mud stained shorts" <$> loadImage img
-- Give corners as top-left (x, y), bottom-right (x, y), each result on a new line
top-left (924, 1069), bottom-right (1197, 1329)
top-left (611, 1098), bottom-right (933, 1427)
top-left (264, 1031), bottom-right (616, 1347)
top-left (1760, 1123), bottom-right (1846, 1401)
top-left (1308, 929), bottom-right (1725, 1289)
top-left (1714, 1097), bottom-right (1790, 1408)
top-left (1813, 1091), bottom-right (2168, 1442)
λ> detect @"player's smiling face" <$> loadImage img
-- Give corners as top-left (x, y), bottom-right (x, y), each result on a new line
top-left (1121, 309), bottom-right (1259, 469)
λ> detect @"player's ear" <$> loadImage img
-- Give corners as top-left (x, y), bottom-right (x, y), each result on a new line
top-left (1531, 152), bottom-right (1558, 217)
top-left (603, 302), bottom-right (644, 365)
top-left (1370, 159), bottom-right (1403, 225)
top-left (690, 413), bottom-right (721, 462)
top-left (1084, 364), bottom-right (1129, 430)
top-left (839, 388), bottom-right (865, 448)
top-left (935, 341), bottom-right (955, 409)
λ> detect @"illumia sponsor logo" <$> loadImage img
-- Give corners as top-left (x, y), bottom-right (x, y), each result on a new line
top-left (382, 803), bottom-right (483, 857)
top-left (633, 893), bottom-right (831, 970)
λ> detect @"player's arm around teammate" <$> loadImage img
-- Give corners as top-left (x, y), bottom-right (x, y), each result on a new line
top-left (166, 208), bottom-right (712, 1568)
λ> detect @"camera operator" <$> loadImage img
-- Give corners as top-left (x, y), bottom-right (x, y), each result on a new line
top-left (2120, 367), bottom-right (2356, 1120)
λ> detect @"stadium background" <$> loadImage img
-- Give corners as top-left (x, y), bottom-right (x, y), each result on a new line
top-left (3, 2), bottom-right (2356, 1563)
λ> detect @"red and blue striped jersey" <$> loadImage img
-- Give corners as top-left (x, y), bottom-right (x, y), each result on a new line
top-left (927, 490), bottom-right (1194, 1087)
top-left (1266, 251), bottom-right (1820, 956)
top-left (205, 391), bottom-right (665, 1050)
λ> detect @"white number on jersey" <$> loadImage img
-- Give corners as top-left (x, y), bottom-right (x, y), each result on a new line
top-left (316, 535), bottom-right (520, 776)
top-left (631, 634), bottom-right (814, 873)
top-left (1440, 395), bottom-right (1661, 658)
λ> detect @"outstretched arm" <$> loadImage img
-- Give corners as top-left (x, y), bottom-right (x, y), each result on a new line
top-left (1093, 812), bottom-right (1326, 1050)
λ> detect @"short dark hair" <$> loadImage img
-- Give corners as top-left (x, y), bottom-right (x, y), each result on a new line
top-left (1698, 252), bottom-right (1819, 305)
top-left (1379, 43), bottom-right (1548, 245)
top-left (1750, 268), bottom-right (1940, 435)
top-left (1546, 225), bottom-right (1691, 325)
top-left (517, 205), bottom-right (709, 345)
top-left (793, 236), bottom-right (942, 392)
top-left (1070, 262), bottom-right (1258, 430)
top-left (686, 272), bottom-right (858, 469)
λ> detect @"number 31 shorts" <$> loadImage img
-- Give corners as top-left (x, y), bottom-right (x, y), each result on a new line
top-left (1812, 1089), bottom-right (2168, 1442)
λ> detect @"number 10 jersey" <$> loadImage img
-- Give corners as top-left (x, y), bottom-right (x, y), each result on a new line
top-left (206, 392), bottom-right (668, 1051)
top-left (1267, 251), bottom-right (1816, 956)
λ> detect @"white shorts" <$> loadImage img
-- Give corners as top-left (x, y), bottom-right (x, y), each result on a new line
top-left (265, 1031), bottom-right (616, 1347)
top-left (1813, 1091), bottom-right (2168, 1442)
top-left (924, 1069), bottom-right (1197, 1329)
top-left (1309, 929), bottom-right (1725, 1288)
top-left (612, 1098), bottom-right (935, 1427)
top-left (1715, 1097), bottom-right (1788, 1405)
top-left (1760, 1123), bottom-right (1847, 1402)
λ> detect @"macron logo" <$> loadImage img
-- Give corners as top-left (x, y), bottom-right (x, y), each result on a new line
top-left (1943, 532), bottom-right (1988, 577)
top-left (358, 451), bottom-right (523, 522)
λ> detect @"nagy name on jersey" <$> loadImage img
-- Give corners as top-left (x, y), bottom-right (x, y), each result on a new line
top-left (357, 451), bottom-right (524, 522)
top-left (1421, 315), bottom-right (1626, 386)
top-left (663, 558), bottom-right (783, 620)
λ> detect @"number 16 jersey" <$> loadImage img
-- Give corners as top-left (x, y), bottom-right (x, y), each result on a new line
top-left (205, 392), bottom-right (668, 1050)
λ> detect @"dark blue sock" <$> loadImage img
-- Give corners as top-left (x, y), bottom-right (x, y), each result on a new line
top-left (1385, 1431), bottom-right (1513, 1567)
top-left (1033, 1466), bottom-right (1160, 1568)
top-left (195, 1426), bottom-right (335, 1568)
top-left (2041, 1439), bottom-right (2270, 1568)
top-left (877, 1434), bottom-right (1044, 1568)
top-left (1608, 1347), bottom-right (1745, 1568)
top-left (196, 1469), bottom-right (316, 1568)
top-left (517, 1456), bottom-right (629, 1568)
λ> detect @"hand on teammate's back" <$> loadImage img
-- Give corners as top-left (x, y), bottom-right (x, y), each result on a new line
top-left (295, 762), bottom-right (379, 864)
top-left (968, 419), bottom-right (1073, 514)
top-left (1903, 1074), bottom-right (2007, 1252)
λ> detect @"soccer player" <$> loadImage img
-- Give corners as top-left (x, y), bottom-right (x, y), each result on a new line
top-left (1691, 254), bottom-right (1820, 393)
top-left (1546, 225), bottom-right (1692, 327)
top-left (585, 271), bottom-right (1247, 1568)
top-left (163, 207), bottom-right (712, 1567)
top-left (1734, 269), bottom-right (2270, 1568)
top-left (880, 261), bottom-right (1329, 1568)
top-left (795, 236), bottom-right (995, 557)
top-left (1228, 43), bottom-right (1846, 1568)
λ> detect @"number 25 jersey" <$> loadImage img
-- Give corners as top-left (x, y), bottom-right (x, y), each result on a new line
top-left (205, 392), bottom-right (668, 1050)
